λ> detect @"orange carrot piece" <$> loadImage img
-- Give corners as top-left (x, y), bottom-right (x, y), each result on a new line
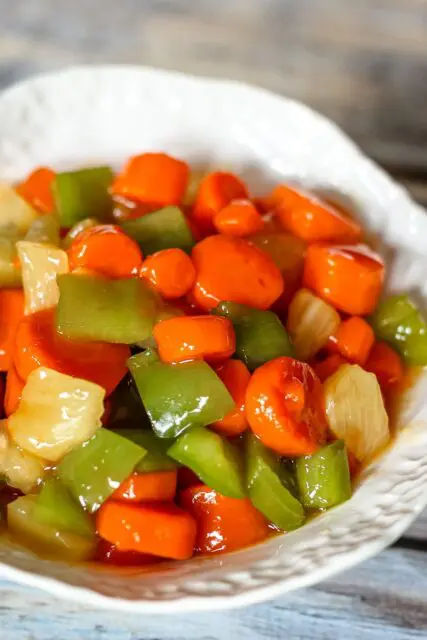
top-left (180, 484), bottom-right (270, 554)
top-left (211, 359), bottom-right (250, 436)
top-left (334, 316), bottom-right (375, 365)
top-left (245, 357), bottom-right (328, 457)
top-left (153, 315), bottom-right (235, 363)
top-left (97, 501), bottom-right (196, 560)
top-left (68, 224), bottom-right (142, 278)
top-left (112, 470), bottom-right (177, 503)
top-left (273, 185), bottom-right (361, 243)
top-left (4, 366), bottom-right (24, 416)
top-left (191, 235), bottom-right (284, 311)
top-left (16, 167), bottom-right (55, 213)
top-left (312, 354), bottom-right (348, 382)
top-left (192, 172), bottom-right (248, 235)
top-left (303, 244), bottom-right (384, 315)
top-left (14, 309), bottom-right (129, 396)
top-left (0, 289), bottom-right (25, 372)
top-left (213, 199), bottom-right (264, 237)
top-left (140, 248), bottom-right (196, 299)
top-left (111, 153), bottom-right (189, 208)
top-left (365, 341), bottom-right (403, 389)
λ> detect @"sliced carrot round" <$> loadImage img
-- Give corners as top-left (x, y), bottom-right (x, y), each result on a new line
top-left (213, 199), bottom-right (264, 237)
top-left (303, 244), bottom-right (384, 315)
top-left (211, 359), bottom-right (251, 436)
top-left (112, 470), bottom-right (177, 503)
top-left (191, 235), bottom-right (284, 311)
top-left (67, 224), bottom-right (142, 278)
top-left (245, 356), bottom-right (328, 457)
top-left (153, 315), bottom-right (235, 363)
top-left (140, 248), bottom-right (196, 299)
top-left (192, 172), bottom-right (248, 235)
top-left (14, 309), bottom-right (129, 396)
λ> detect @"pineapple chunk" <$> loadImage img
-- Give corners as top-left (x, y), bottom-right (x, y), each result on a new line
top-left (8, 495), bottom-right (95, 561)
top-left (0, 422), bottom-right (46, 493)
top-left (324, 364), bottom-right (389, 461)
top-left (9, 367), bottom-right (105, 462)
top-left (17, 240), bottom-right (69, 314)
top-left (0, 183), bottom-right (39, 236)
top-left (287, 288), bottom-right (341, 361)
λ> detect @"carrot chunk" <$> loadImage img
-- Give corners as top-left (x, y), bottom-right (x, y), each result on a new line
top-left (365, 341), bottom-right (403, 389)
top-left (112, 471), bottom-right (177, 503)
top-left (213, 199), bottom-right (263, 237)
top-left (140, 248), bottom-right (196, 299)
top-left (211, 360), bottom-right (250, 436)
top-left (192, 172), bottom-right (248, 235)
top-left (16, 167), bottom-right (55, 213)
top-left (334, 316), bottom-right (375, 365)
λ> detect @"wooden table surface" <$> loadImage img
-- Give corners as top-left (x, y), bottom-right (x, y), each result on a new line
top-left (1, 1), bottom-right (427, 638)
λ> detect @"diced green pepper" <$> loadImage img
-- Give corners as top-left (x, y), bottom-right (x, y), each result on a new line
top-left (25, 214), bottom-right (60, 245)
top-left (121, 206), bottom-right (194, 255)
top-left (115, 429), bottom-right (178, 472)
top-left (33, 478), bottom-right (94, 538)
top-left (56, 428), bottom-right (146, 513)
top-left (52, 167), bottom-right (113, 228)
top-left (213, 301), bottom-right (294, 370)
top-left (56, 274), bottom-right (161, 344)
top-left (0, 238), bottom-right (21, 287)
top-left (62, 217), bottom-right (99, 249)
top-left (128, 354), bottom-right (234, 438)
top-left (168, 427), bottom-right (246, 498)
top-left (371, 295), bottom-right (427, 365)
top-left (295, 440), bottom-right (351, 509)
top-left (246, 435), bottom-right (305, 530)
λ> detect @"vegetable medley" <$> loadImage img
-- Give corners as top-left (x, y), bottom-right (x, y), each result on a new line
top-left (0, 152), bottom-right (424, 565)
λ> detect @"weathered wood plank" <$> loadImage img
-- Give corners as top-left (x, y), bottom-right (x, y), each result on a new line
top-left (2, 546), bottom-right (427, 640)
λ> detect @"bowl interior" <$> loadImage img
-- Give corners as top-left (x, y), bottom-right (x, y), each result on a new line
top-left (0, 66), bottom-right (427, 612)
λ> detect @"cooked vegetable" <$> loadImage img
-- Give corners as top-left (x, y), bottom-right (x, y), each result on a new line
top-left (0, 238), bottom-right (21, 287)
top-left (0, 183), bottom-right (39, 237)
top-left (115, 429), bottom-right (177, 473)
top-left (213, 199), bottom-right (264, 237)
top-left (153, 315), bottom-right (235, 363)
top-left (9, 367), bottom-right (105, 462)
top-left (51, 166), bottom-right (113, 227)
top-left (139, 248), bottom-right (196, 299)
top-left (287, 288), bottom-right (341, 361)
top-left (62, 217), bottom-right (99, 249)
top-left (192, 235), bottom-right (284, 311)
top-left (211, 359), bottom-right (250, 436)
top-left (0, 425), bottom-right (46, 493)
top-left (34, 478), bottom-right (94, 538)
top-left (295, 440), bottom-right (351, 509)
top-left (246, 434), bottom-right (305, 530)
top-left (370, 295), bottom-right (427, 365)
top-left (168, 427), bottom-right (246, 499)
top-left (365, 341), bottom-right (403, 389)
top-left (180, 484), bottom-right (269, 554)
top-left (8, 495), bottom-right (95, 561)
top-left (24, 214), bottom-right (60, 245)
top-left (128, 353), bottom-right (234, 438)
top-left (56, 274), bottom-right (161, 344)
top-left (16, 167), bottom-right (56, 213)
top-left (15, 308), bottom-right (129, 395)
top-left (0, 289), bottom-right (24, 371)
top-left (192, 171), bottom-right (248, 235)
top-left (212, 301), bottom-right (293, 370)
top-left (333, 316), bottom-right (375, 365)
top-left (17, 241), bottom-right (69, 315)
top-left (57, 428), bottom-right (146, 513)
top-left (304, 244), bottom-right (384, 315)
top-left (112, 470), bottom-right (177, 503)
top-left (324, 364), bottom-right (389, 461)
top-left (121, 206), bottom-right (194, 255)
top-left (111, 153), bottom-right (189, 208)
top-left (97, 501), bottom-right (196, 560)
top-left (245, 357), bottom-right (328, 456)
top-left (67, 224), bottom-right (142, 278)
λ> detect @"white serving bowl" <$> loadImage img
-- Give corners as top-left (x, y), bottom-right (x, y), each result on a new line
top-left (0, 66), bottom-right (427, 613)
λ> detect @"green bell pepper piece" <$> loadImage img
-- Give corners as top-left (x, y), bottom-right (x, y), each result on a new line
top-left (56, 274), bottom-right (161, 344)
top-left (25, 214), bottom-right (60, 245)
top-left (168, 427), bottom-right (246, 498)
top-left (115, 429), bottom-right (178, 472)
top-left (56, 428), bottom-right (146, 513)
top-left (33, 478), bottom-right (94, 538)
top-left (128, 353), bottom-right (234, 438)
top-left (295, 440), bottom-right (351, 509)
top-left (246, 435), bottom-right (305, 530)
top-left (52, 166), bottom-right (113, 228)
top-left (121, 206), bottom-right (194, 255)
top-left (371, 295), bottom-right (427, 365)
top-left (62, 217), bottom-right (99, 249)
top-left (213, 301), bottom-right (294, 370)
